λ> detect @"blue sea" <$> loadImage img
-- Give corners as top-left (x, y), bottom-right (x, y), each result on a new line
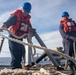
top-left (0, 57), bottom-right (11, 66)
top-left (0, 57), bottom-right (65, 67)
top-left (0, 57), bottom-right (52, 66)
top-left (0, 57), bottom-right (51, 65)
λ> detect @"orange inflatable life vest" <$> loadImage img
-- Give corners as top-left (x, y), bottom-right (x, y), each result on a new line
top-left (8, 9), bottom-right (31, 36)
top-left (60, 18), bottom-right (76, 33)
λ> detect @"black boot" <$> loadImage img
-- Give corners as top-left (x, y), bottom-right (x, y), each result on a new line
top-left (57, 66), bottom-right (64, 70)
top-left (69, 65), bottom-right (75, 75)
top-left (70, 72), bottom-right (75, 75)
top-left (73, 64), bottom-right (76, 70)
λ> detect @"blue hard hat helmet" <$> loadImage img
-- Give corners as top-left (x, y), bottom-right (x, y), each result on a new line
top-left (62, 11), bottom-right (69, 17)
top-left (22, 2), bottom-right (32, 13)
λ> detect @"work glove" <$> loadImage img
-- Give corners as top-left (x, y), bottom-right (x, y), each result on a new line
top-left (0, 28), bottom-right (3, 32)
top-left (0, 24), bottom-right (7, 32)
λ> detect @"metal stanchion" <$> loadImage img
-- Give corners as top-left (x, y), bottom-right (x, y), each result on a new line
top-left (73, 41), bottom-right (76, 59)
top-left (0, 38), bottom-right (4, 53)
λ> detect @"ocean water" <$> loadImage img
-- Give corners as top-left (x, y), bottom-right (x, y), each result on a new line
top-left (0, 57), bottom-right (65, 66)
top-left (0, 57), bottom-right (26, 66)
top-left (0, 57), bottom-right (11, 66)
top-left (0, 57), bottom-right (52, 66)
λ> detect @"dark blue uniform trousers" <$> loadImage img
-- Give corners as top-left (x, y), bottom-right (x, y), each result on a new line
top-left (8, 35), bottom-right (25, 69)
top-left (63, 39), bottom-right (75, 66)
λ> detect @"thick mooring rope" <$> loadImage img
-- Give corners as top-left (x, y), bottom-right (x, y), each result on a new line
top-left (0, 33), bottom-right (76, 63)
top-left (0, 28), bottom-right (27, 39)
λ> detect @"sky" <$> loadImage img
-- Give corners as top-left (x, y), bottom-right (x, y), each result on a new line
top-left (0, 0), bottom-right (76, 57)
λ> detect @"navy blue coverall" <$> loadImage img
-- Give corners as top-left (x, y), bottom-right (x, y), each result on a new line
top-left (4, 15), bottom-right (25, 69)
top-left (59, 22), bottom-right (76, 67)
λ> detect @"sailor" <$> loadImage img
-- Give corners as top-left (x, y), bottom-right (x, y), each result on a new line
top-left (0, 2), bottom-right (32, 69)
top-left (59, 11), bottom-right (76, 75)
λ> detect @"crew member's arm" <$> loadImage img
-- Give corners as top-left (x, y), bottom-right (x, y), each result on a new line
top-left (59, 24), bottom-right (76, 41)
top-left (59, 24), bottom-right (69, 39)
top-left (0, 15), bottom-right (17, 30)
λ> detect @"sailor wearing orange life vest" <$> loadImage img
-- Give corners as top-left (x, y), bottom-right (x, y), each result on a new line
top-left (59, 11), bottom-right (76, 75)
top-left (0, 2), bottom-right (32, 69)
top-left (9, 9), bottom-right (31, 36)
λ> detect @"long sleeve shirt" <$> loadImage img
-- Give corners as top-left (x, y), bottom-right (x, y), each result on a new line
top-left (3, 15), bottom-right (17, 28)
